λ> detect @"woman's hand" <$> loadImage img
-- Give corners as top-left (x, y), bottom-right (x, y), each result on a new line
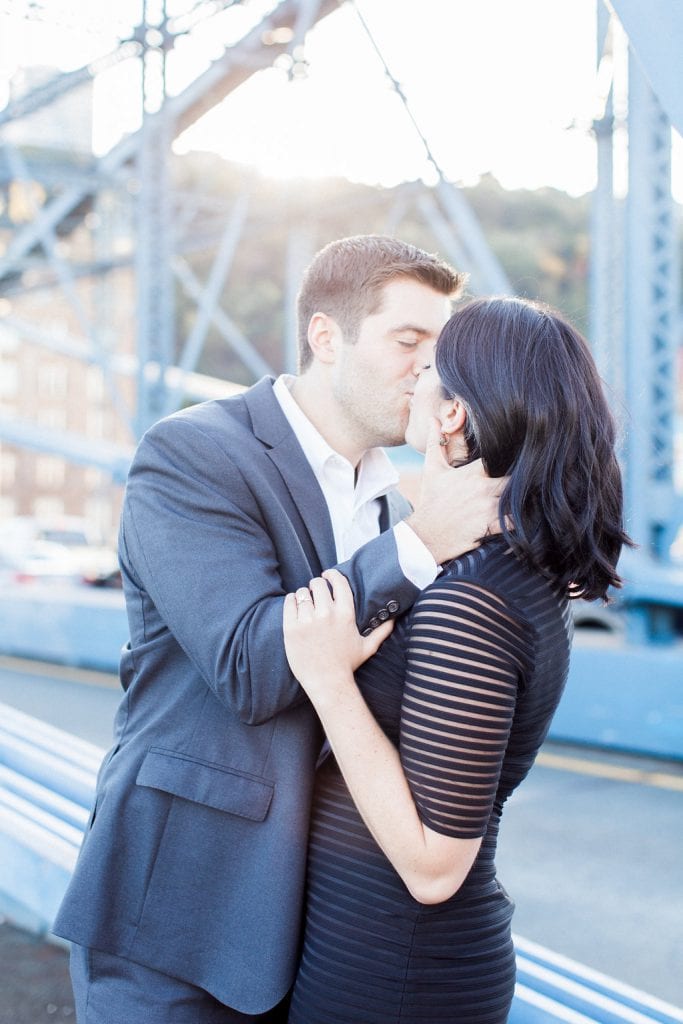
top-left (283, 569), bottom-right (394, 700)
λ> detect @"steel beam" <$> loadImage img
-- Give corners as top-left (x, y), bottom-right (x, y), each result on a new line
top-left (284, 225), bottom-right (314, 374)
top-left (350, 0), bottom-right (511, 297)
top-left (0, 1), bottom-right (340, 288)
top-left (589, 5), bottom-right (621, 397)
top-left (172, 256), bottom-right (273, 379)
top-left (623, 52), bottom-right (681, 562)
top-left (0, 415), bottom-right (133, 483)
top-left (3, 313), bottom-right (238, 404)
top-left (163, 189), bottom-right (250, 416)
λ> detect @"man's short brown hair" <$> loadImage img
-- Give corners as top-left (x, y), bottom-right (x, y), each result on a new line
top-left (296, 235), bottom-right (465, 370)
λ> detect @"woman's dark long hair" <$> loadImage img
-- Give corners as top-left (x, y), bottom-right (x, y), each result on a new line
top-left (435, 296), bottom-right (632, 601)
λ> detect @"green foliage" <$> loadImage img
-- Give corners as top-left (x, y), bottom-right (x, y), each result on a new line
top-left (174, 154), bottom-right (594, 383)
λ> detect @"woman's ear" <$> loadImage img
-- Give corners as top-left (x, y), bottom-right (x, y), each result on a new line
top-left (440, 400), bottom-right (468, 438)
top-left (307, 312), bottom-right (341, 365)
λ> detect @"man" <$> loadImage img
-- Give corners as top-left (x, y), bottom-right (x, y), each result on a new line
top-left (54, 235), bottom-right (500, 1022)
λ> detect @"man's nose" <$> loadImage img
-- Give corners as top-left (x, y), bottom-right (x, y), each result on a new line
top-left (411, 346), bottom-right (430, 375)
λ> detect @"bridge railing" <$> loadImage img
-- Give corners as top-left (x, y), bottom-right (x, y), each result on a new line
top-left (1, 701), bottom-right (682, 1023)
top-left (511, 935), bottom-right (683, 1024)
top-left (0, 702), bottom-right (101, 929)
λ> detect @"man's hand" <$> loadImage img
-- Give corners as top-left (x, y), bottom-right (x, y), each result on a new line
top-left (406, 419), bottom-right (506, 565)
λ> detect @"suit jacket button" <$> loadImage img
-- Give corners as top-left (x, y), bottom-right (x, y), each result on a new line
top-left (368, 617), bottom-right (380, 629)
top-left (387, 600), bottom-right (400, 614)
top-left (377, 608), bottom-right (390, 621)
top-left (361, 627), bottom-right (373, 637)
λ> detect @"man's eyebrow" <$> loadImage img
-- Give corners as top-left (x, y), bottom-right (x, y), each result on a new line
top-left (389, 324), bottom-right (433, 335)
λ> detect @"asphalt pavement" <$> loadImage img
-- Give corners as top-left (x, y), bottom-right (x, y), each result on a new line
top-left (0, 918), bottom-right (74, 1024)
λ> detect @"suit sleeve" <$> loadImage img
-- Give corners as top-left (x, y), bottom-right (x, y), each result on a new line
top-left (120, 415), bottom-right (419, 725)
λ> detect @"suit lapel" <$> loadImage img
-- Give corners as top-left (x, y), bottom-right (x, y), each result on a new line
top-left (266, 439), bottom-right (337, 570)
top-left (243, 379), bottom-right (337, 572)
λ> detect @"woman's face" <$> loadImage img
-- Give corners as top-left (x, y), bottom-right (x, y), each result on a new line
top-left (404, 354), bottom-right (451, 453)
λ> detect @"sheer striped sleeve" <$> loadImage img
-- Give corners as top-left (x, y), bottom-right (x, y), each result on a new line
top-left (399, 578), bottom-right (531, 839)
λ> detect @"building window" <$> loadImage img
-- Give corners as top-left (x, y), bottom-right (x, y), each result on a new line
top-left (37, 407), bottom-right (67, 431)
top-left (85, 467), bottom-right (103, 489)
top-left (0, 361), bottom-right (19, 397)
top-left (33, 496), bottom-right (65, 519)
top-left (0, 496), bottom-right (16, 519)
top-left (36, 455), bottom-right (66, 488)
top-left (86, 409), bottom-right (105, 438)
top-left (1, 451), bottom-right (17, 486)
top-left (87, 367), bottom-right (105, 402)
top-left (84, 496), bottom-right (111, 537)
top-left (38, 361), bottom-right (69, 399)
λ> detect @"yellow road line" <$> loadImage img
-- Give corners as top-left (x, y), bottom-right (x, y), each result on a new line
top-left (0, 654), bottom-right (120, 690)
top-left (537, 751), bottom-right (683, 792)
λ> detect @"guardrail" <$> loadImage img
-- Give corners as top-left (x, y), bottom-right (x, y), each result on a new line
top-left (0, 703), bottom-right (102, 930)
top-left (0, 583), bottom-right (128, 672)
top-left (1, 584), bottom-right (682, 759)
top-left (1, 701), bottom-right (681, 1021)
top-left (511, 936), bottom-right (683, 1024)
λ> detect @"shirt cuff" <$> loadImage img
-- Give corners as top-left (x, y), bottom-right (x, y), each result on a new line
top-left (393, 521), bottom-right (439, 590)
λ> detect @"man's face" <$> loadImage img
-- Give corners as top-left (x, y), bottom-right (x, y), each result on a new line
top-left (331, 277), bottom-right (452, 450)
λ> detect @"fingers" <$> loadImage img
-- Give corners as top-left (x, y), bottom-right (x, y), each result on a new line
top-left (308, 576), bottom-right (333, 609)
top-left (460, 458), bottom-right (507, 495)
top-left (293, 586), bottom-right (315, 620)
top-left (321, 568), bottom-right (355, 614)
top-left (288, 572), bottom-right (356, 621)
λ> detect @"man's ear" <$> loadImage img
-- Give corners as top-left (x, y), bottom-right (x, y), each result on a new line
top-left (307, 312), bottom-right (341, 365)
top-left (440, 400), bottom-right (468, 438)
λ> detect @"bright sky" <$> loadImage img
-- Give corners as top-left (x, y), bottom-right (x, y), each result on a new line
top-left (0, 0), bottom-right (681, 200)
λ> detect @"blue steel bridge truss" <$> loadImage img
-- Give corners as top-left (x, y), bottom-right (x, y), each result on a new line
top-left (0, 0), bottom-right (681, 643)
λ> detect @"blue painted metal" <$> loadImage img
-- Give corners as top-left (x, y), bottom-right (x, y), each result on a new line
top-left (0, 413), bottom-right (133, 483)
top-left (552, 634), bottom-right (683, 761)
top-left (0, 765), bottom-right (89, 831)
top-left (135, 2), bottom-right (175, 437)
top-left (0, 587), bottom-right (680, 766)
top-left (609, 0), bottom-right (683, 135)
top-left (0, 703), bottom-right (104, 932)
top-left (2, 700), bottom-right (681, 1014)
top-left (622, 51), bottom-right (681, 563)
top-left (351, 0), bottom-right (512, 297)
top-left (0, 704), bottom-right (102, 809)
top-left (589, 6), bottom-right (621, 397)
top-left (0, 586), bottom-right (128, 672)
top-left (588, 3), bottom-right (683, 651)
top-left (0, 0), bottom-right (680, 767)
top-left (164, 191), bottom-right (251, 417)
top-left (512, 935), bottom-right (683, 1024)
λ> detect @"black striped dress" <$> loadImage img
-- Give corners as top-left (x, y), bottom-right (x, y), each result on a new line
top-left (288, 538), bottom-right (573, 1024)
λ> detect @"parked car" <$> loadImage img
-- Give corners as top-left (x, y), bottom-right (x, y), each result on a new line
top-left (0, 541), bottom-right (87, 587)
top-left (0, 516), bottom-right (119, 584)
top-left (84, 567), bottom-right (123, 589)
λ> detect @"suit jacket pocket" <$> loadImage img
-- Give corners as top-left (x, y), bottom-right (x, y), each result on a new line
top-left (136, 746), bottom-right (274, 822)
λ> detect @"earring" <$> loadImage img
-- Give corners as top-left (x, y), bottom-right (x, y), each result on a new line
top-left (439, 433), bottom-right (448, 446)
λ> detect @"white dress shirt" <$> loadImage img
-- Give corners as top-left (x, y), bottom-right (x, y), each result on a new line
top-left (273, 375), bottom-right (437, 589)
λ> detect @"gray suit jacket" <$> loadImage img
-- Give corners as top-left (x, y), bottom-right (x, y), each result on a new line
top-left (53, 377), bottom-right (418, 1013)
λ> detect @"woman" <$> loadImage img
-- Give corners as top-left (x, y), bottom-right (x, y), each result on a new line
top-left (283, 296), bottom-right (631, 1024)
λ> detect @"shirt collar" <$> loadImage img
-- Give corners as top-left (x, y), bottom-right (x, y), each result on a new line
top-left (272, 374), bottom-right (399, 504)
